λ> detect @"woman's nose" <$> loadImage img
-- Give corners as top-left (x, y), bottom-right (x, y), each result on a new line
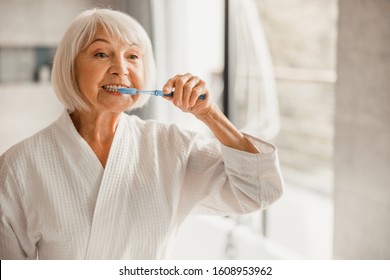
top-left (109, 57), bottom-right (129, 76)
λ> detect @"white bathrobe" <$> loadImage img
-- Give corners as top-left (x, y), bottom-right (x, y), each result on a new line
top-left (0, 110), bottom-right (283, 260)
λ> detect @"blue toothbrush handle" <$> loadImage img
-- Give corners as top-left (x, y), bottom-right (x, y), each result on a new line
top-left (162, 92), bottom-right (174, 98)
top-left (156, 90), bottom-right (206, 100)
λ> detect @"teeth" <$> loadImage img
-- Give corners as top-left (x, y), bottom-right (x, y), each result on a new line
top-left (103, 85), bottom-right (128, 92)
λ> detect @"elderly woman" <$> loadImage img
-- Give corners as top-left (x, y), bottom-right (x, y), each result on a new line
top-left (0, 8), bottom-right (283, 259)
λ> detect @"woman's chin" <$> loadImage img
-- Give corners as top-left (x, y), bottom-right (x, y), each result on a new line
top-left (94, 94), bottom-right (138, 112)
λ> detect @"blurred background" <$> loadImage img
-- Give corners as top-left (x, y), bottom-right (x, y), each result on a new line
top-left (0, 0), bottom-right (389, 259)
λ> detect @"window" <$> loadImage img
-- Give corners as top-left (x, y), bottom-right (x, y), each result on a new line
top-left (157, 0), bottom-right (337, 259)
top-left (255, 0), bottom-right (337, 259)
top-left (225, 0), bottom-right (337, 259)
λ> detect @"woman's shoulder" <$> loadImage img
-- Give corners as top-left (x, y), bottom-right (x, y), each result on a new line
top-left (0, 119), bottom-right (59, 166)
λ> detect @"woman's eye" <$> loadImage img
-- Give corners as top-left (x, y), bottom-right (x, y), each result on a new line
top-left (95, 52), bottom-right (108, 58)
top-left (128, 54), bottom-right (139, 60)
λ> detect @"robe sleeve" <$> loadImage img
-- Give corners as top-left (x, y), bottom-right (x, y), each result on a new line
top-left (0, 154), bottom-right (37, 260)
top-left (181, 132), bottom-right (284, 216)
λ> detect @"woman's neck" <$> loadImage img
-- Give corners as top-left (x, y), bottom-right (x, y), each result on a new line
top-left (70, 110), bottom-right (121, 167)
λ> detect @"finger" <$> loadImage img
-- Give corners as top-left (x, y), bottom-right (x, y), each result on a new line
top-left (171, 73), bottom-right (192, 107)
top-left (162, 75), bottom-right (180, 95)
top-left (182, 76), bottom-right (200, 110)
top-left (189, 80), bottom-right (207, 107)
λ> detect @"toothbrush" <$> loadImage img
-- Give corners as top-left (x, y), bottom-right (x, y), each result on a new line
top-left (117, 88), bottom-right (206, 100)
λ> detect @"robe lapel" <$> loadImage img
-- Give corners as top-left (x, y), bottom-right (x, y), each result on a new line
top-left (84, 113), bottom-right (134, 259)
top-left (58, 111), bottom-right (105, 210)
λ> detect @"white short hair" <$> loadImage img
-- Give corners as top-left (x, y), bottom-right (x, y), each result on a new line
top-left (51, 8), bottom-right (156, 112)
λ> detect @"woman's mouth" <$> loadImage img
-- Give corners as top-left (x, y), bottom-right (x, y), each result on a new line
top-left (102, 84), bottom-right (129, 92)
top-left (102, 84), bottom-right (131, 96)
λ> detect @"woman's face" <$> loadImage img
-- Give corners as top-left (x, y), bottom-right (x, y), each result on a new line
top-left (74, 25), bottom-right (144, 113)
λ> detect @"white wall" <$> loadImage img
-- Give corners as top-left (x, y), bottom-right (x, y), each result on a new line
top-left (334, 0), bottom-right (390, 259)
top-left (0, 84), bottom-right (63, 154)
top-left (0, 0), bottom-right (93, 47)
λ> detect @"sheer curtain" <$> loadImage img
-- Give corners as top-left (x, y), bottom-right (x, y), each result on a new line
top-left (229, 0), bottom-right (279, 140)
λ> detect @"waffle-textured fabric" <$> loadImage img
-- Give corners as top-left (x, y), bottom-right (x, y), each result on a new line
top-left (0, 110), bottom-right (283, 259)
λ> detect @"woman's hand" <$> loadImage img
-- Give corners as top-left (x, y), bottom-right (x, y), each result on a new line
top-left (163, 73), bottom-right (259, 154)
top-left (162, 73), bottom-right (212, 118)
